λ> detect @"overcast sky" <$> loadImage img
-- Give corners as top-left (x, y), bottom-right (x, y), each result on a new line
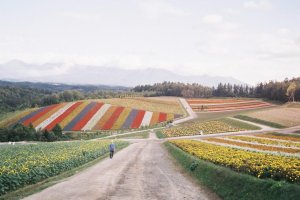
top-left (0, 0), bottom-right (300, 84)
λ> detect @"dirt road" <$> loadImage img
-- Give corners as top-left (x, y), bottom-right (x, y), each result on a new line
top-left (24, 132), bottom-right (218, 200)
top-left (173, 98), bottom-right (197, 125)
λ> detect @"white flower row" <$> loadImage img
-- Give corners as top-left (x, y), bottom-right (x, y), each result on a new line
top-left (82, 104), bottom-right (111, 131)
top-left (139, 111), bottom-right (153, 127)
top-left (35, 102), bottom-right (76, 131)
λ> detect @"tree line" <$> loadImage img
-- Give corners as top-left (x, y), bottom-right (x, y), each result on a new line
top-left (0, 86), bottom-right (139, 114)
top-left (132, 82), bottom-right (213, 98)
top-left (132, 78), bottom-right (300, 102)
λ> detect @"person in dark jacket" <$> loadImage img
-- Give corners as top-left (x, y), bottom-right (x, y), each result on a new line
top-left (109, 141), bottom-right (116, 159)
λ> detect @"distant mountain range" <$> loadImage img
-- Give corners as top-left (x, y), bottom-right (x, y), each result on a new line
top-left (0, 60), bottom-right (245, 87)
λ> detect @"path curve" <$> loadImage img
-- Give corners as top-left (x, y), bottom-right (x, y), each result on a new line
top-left (172, 98), bottom-right (197, 125)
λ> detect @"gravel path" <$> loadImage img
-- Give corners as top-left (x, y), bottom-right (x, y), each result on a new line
top-left (23, 132), bottom-right (219, 200)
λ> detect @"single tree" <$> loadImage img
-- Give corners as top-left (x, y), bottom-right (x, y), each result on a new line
top-left (286, 82), bottom-right (297, 102)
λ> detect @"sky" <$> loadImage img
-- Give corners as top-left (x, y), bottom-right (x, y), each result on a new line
top-left (0, 0), bottom-right (300, 85)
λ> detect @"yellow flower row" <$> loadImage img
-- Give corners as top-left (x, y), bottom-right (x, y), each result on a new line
top-left (170, 140), bottom-right (300, 183)
top-left (162, 121), bottom-right (244, 137)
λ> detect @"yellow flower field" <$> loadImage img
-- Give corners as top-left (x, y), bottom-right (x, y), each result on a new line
top-left (162, 121), bottom-right (245, 137)
top-left (170, 140), bottom-right (300, 183)
top-left (0, 140), bottom-right (127, 195)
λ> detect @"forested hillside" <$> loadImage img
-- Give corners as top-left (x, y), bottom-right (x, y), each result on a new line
top-left (0, 81), bottom-right (133, 114)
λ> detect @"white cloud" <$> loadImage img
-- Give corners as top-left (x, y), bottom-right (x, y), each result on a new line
top-left (256, 33), bottom-right (300, 59)
top-left (62, 11), bottom-right (101, 21)
top-left (224, 8), bottom-right (241, 15)
top-left (202, 14), bottom-right (223, 24)
top-left (277, 28), bottom-right (290, 35)
top-left (139, 0), bottom-right (189, 19)
top-left (243, 0), bottom-right (272, 10)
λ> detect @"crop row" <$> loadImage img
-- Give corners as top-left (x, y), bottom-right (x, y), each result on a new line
top-left (16, 101), bottom-right (177, 131)
top-left (255, 133), bottom-right (300, 142)
top-left (170, 140), bottom-right (300, 184)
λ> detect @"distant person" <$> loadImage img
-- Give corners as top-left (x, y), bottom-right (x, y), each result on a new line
top-left (109, 141), bottom-right (116, 159)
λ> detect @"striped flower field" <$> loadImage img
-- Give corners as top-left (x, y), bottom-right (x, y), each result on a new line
top-left (13, 101), bottom-right (180, 131)
top-left (187, 98), bottom-right (274, 112)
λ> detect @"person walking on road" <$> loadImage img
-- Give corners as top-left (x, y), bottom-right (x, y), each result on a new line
top-left (109, 141), bottom-right (116, 159)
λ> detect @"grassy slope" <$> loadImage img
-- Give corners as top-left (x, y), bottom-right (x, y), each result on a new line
top-left (164, 142), bottom-right (300, 200)
top-left (234, 115), bottom-right (286, 128)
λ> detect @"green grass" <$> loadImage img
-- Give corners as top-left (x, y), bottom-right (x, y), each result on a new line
top-left (164, 142), bottom-right (300, 200)
top-left (113, 131), bottom-right (150, 139)
top-left (220, 118), bottom-right (261, 130)
top-left (234, 115), bottom-right (286, 129)
top-left (64, 131), bottom-right (110, 140)
top-left (0, 142), bottom-right (129, 200)
top-left (155, 130), bottom-right (166, 138)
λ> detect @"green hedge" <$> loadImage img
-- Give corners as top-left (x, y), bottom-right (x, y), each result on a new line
top-left (164, 142), bottom-right (300, 200)
top-left (234, 115), bottom-right (286, 129)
